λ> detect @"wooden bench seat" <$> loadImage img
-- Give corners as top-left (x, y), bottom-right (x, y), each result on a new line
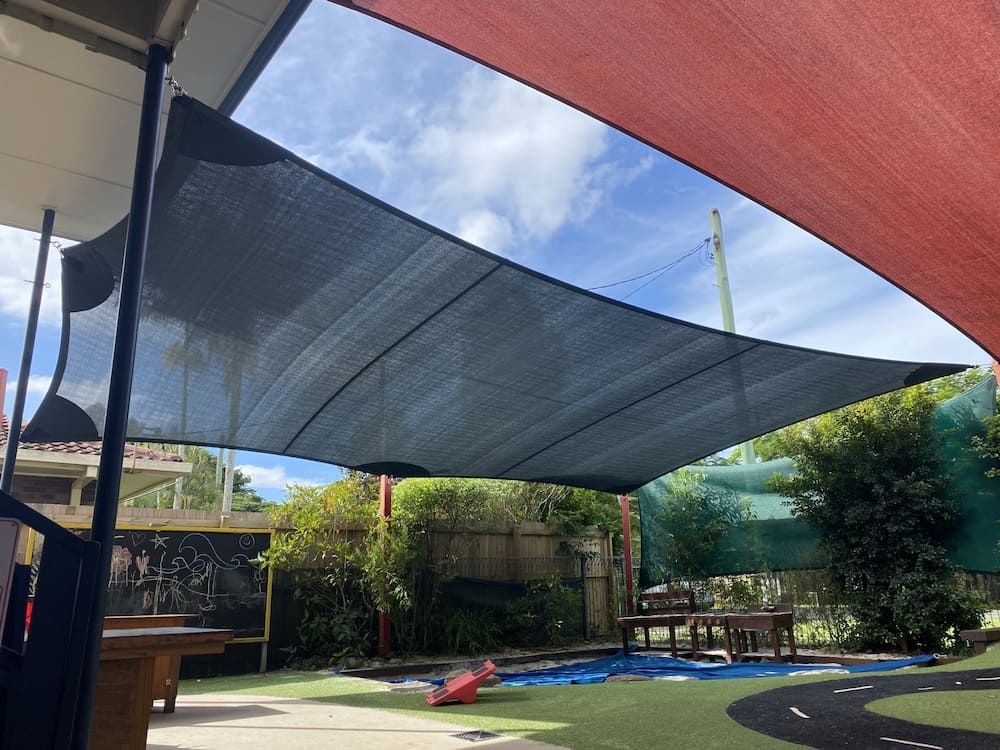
top-left (959, 627), bottom-right (1000, 654)
top-left (727, 610), bottom-right (797, 663)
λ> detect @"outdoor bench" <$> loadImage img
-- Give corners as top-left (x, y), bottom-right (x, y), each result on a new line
top-left (959, 627), bottom-right (1000, 655)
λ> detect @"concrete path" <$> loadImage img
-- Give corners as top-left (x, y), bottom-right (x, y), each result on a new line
top-left (146, 693), bottom-right (567, 750)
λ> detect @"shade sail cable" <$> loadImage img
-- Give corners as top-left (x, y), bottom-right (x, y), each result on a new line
top-left (23, 96), bottom-right (966, 493)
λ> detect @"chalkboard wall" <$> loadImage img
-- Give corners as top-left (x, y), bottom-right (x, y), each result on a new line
top-left (33, 528), bottom-right (271, 639)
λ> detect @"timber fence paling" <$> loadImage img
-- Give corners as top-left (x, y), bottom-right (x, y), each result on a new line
top-left (27, 502), bottom-right (274, 529)
top-left (26, 503), bottom-right (619, 638)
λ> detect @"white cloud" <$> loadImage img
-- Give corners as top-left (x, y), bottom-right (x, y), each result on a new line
top-left (5, 374), bottom-right (52, 398)
top-left (236, 463), bottom-right (324, 490)
top-left (456, 209), bottom-right (514, 252)
top-left (0, 225), bottom-right (63, 326)
top-left (319, 128), bottom-right (399, 181)
top-left (408, 70), bottom-right (611, 250)
top-left (237, 6), bottom-right (650, 259)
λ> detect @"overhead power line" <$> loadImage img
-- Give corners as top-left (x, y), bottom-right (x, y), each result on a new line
top-left (586, 238), bottom-right (710, 301)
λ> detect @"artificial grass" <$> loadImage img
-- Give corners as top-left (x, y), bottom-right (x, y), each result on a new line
top-left (914, 641), bottom-right (1000, 673)
top-left (181, 645), bottom-right (1000, 750)
top-left (859, 643), bottom-right (1000, 737)
top-left (184, 670), bottom-right (812, 749)
top-left (867, 690), bottom-right (1000, 734)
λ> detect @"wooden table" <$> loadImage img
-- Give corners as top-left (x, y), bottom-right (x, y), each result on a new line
top-left (616, 613), bottom-right (689, 656)
top-left (92, 626), bottom-right (232, 750)
top-left (104, 614), bottom-right (197, 712)
top-left (686, 613), bottom-right (736, 663)
top-left (727, 611), bottom-right (797, 662)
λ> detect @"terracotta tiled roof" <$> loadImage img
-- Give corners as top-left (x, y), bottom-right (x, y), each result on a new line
top-left (0, 415), bottom-right (183, 462)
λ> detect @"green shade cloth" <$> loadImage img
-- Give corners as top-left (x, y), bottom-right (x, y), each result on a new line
top-left (638, 376), bottom-right (1000, 586)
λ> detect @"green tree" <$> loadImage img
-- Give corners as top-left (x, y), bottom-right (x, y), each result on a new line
top-left (128, 445), bottom-right (272, 511)
top-left (971, 413), bottom-right (1000, 479)
top-left (265, 472), bottom-right (378, 666)
top-left (654, 469), bottom-right (753, 581)
top-left (770, 388), bottom-right (983, 651)
top-left (922, 365), bottom-right (992, 402)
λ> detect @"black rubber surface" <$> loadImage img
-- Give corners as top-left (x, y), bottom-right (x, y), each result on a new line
top-left (727, 668), bottom-right (1000, 749)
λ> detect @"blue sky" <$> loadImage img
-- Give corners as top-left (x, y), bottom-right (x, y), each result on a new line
top-left (0, 2), bottom-right (988, 500)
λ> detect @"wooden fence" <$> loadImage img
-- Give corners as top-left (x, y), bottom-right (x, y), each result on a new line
top-left (21, 505), bottom-right (619, 635)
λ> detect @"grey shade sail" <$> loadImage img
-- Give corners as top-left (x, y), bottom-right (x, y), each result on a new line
top-left (23, 96), bottom-right (965, 494)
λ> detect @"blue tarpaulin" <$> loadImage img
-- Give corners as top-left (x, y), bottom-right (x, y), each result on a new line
top-left (483, 652), bottom-right (934, 687)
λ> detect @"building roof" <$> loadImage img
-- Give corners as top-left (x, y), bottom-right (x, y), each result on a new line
top-left (1, 416), bottom-right (182, 463)
top-left (0, 0), bottom-right (307, 240)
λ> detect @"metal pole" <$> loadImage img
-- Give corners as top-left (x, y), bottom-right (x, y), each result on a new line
top-left (619, 494), bottom-right (635, 615)
top-left (377, 474), bottom-right (392, 657)
top-left (709, 209), bottom-right (757, 466)
top-left (216, 446), bottom-right (225, 486)
top-left (73, 43), bottom-right (170, 749)
top-left (1, 208), bottom-right (55, 494)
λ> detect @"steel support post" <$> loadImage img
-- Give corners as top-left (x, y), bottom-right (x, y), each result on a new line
top-left (378, 474), bottom-right (392, 657)
top-left (0, 208), bottom-right (55, 494)
top-left (619, 494), bottom-right (635, 615)
top-left (71, 43), bottom-right (170, 749)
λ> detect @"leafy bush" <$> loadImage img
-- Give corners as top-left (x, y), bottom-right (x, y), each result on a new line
top-left (654, 470), bottom-right (754, 582)
top-left (266, 473), bottom-right (378, 666)
top-left (506, 574), bottom-right (583, 647)
top-left (437, 607), bottom-right (502, 654)
top-left (267, 473), bottom-right (605, 660)
top-left (770, 388), bottom-right (984, 651)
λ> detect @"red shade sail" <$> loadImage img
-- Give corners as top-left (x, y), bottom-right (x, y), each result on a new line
top-left (335, 0), bottom-right (1000, 357)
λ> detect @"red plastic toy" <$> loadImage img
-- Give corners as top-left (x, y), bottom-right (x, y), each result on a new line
top-left (426, 659), bottom-right (496, 706)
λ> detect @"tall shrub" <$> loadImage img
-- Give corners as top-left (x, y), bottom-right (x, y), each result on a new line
top-left (266, 473), bottom-right (378, 666)
top-left (770, 388), bottom-right (982, 651)
top-left (655, 470), bottom-right (753, 581)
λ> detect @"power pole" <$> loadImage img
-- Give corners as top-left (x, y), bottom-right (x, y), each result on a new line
top-left (172, 444), bottom-right (185, 509)
top-left (710, 209), bottom-right (757, 466)
top-left (222, 447), bottom-right (236, 513)
top-left (216, 446), bottom-right (224, 486)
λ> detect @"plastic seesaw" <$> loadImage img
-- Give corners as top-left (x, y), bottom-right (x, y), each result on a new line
top-left (426, 659), bottom-right (497, 706)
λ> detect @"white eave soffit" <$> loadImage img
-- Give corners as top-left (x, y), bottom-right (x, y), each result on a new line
top-left (0, 0), bottom-right (199, 66)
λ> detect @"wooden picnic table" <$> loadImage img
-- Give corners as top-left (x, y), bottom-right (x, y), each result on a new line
top-left (104, 614), bottom-right (197, 712)
top-left (618, 604), bottom-right (797, 665)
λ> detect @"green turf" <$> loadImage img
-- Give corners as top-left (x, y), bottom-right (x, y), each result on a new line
top-left (912, 642), bottom-right (1000, 673)
top-left (181, 645), bottom-right (1000, 750)
top-left (867, 690), bottom-right (1000, 734)
top-left (184, 670), bottom-right (815, 749)
top-left (858, 644), bottom-right (1000, 736)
